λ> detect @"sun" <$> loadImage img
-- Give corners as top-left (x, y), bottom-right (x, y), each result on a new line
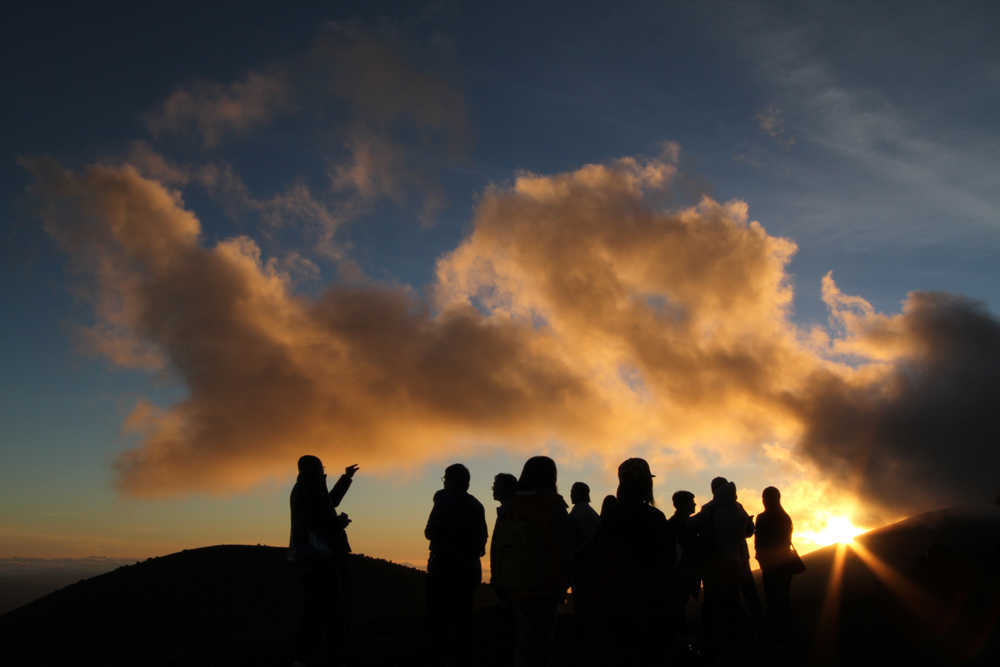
top-left (814, 516), bottom-right (864, 546)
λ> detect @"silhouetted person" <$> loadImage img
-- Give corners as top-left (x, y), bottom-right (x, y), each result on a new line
top-left (493, 473), bottom-right (519, 516)
top-left (490, 472), bottom-right (519, 594)
top-left (425, 463), bottom-right (488, 667)
top-left (755, 486), bottom-right (795, 631)
top-left (568, 481), bottom-right (601, 666)
top-left (288, 455), bottom-right (357, 667)
top-left (595, 458), bottom-right (673, 666)
top-left (569, 482), bottom-right (601, 549)
top-left (668, 490), bottom-right (700, 651)
top-left (693, 477), bottom-right (758, 656)
top-left (489, 472), bottom-right (519, 663)
top-left (491, 456), bottom-right (573, 667)
top-left (600, 493), bottom-right (619, 521)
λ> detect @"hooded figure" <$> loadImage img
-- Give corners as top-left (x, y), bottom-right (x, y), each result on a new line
top-left (288, 455), bottom-right (357, 667)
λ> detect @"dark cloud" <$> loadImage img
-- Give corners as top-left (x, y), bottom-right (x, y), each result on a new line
top-left (793, 290), bottom-right (1000, 513)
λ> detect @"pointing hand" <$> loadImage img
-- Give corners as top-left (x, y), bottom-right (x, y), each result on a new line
top-left (345, 464), bottom-right (359, 478)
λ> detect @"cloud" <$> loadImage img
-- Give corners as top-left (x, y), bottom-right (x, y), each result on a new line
top-left (25, 153), bottom-right (1000, 516)
top-left (754, 105), bottom-right (793, 145)
top-left (791, 280), bottom-right (1000, 511)
top-left (146, 71), bottom-right (292, 147)
top-left (24, 159), bottom-right (615, 496)
top-left (142, 23), bottom-right (467, 223)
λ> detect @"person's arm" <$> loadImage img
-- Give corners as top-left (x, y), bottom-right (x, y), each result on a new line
top-left (329, 464), bottom-right (359, 508)
top-left (425, 496), bottom-right (442, 542)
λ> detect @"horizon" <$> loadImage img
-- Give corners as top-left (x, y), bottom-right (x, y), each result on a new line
top-left (3, 1), bottom-right (1000, 566)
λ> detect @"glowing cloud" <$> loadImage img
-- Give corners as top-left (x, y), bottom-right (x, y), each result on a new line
top-left (23, 152), bottom-right (1000, 519)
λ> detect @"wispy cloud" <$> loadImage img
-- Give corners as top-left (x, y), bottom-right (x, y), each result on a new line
top-left (146, 71), bottom-right (292, 148)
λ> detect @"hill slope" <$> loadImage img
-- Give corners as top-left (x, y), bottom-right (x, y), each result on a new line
top-left (2, 506), bottom-right (999, 666)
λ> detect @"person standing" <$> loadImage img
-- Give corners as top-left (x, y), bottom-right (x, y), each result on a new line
top-left (425, 463), bottom-right (489, 667)
top-left (288, 455), bottom-right (358, 667)
top-left (568, 481), bottom-right (602, 667)
top-left (755, 486), bottom-right (795, 629)
top-left (597, 458), bottom-right (673, 667)
top-left (667, 490), bottom-right (700, 649)
top-left (491, 456), bottom-right (574, 667)
top-left (692, 477), bottom-right (757, 656)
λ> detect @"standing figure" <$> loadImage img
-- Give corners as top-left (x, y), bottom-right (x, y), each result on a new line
top-left (667, 490), bottom-right (700, 649)
top-left (288, 455), bottom-right (358, 667)
top-left (489, 472), bottom-right (519, 662)
top-left (568, 481), bottom-right (602, 666)
top-left (692, 477), bottom-right (757, 657)
top-left (596, 458), bottom-right (673, 667)
top-left (425, 463), bottom-right (489, 667)
top-left (755, 486), bottom-right (795, 630)
top-left (489, 472), bottom-right (519, 593)
top-left (491, 456), bottom-right (574, 667)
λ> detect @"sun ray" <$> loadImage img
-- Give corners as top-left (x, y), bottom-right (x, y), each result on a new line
top-left (813, 541), bottom-right (849, 659)
top-left (850, 539), bottom-right (935, 622)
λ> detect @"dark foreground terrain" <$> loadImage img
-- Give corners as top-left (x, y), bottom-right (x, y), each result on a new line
top-left (2, 506), bottom-right (998, 666)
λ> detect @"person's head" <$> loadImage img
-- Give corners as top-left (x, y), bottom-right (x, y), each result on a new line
top-left (443, 463), bottom-right (471, 492)
top-left (492, 473), bottom-right (518, 503)
top-left (518, 456), bottom-right (558, 493)
top-left (672, 490), bottom-right (696, 516)
top-left (710, 476), bottom-right (728, 498)
top-left (570, 482), bottom-right (591, 505)
top-left (297, 455), bottom-right (324, 480)
top-left (728, 481), bottom-right (738, 501)
top-left (617, 458), bottom-right (654, 505)
top-left (600, 494), bottom-right (619, 519)
top-left (762, 486), bottom-right (781, 510)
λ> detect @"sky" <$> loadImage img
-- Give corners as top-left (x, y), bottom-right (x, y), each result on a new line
top-left (2, 0), bottom-right (999, 568)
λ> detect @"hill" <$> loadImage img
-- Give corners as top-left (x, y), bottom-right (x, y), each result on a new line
top-left (2, 506), bottom-right (999, 666)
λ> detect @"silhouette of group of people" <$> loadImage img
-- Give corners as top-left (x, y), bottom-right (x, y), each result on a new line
top-left (287, 454), bottom-right (803, 667)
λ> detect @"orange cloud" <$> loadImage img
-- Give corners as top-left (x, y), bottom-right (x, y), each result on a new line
top-left (24, 153), bottom-right (1000, 517)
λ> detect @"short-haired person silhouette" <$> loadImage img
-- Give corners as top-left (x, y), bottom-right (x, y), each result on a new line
top-left (668, 490), bottom-right (700, 651)
top-left (288, 455), bottom-right (358, 667)
top-left (569, 482), bottom-right (601, 550)
top-left (692, 477), bottom-right (758, 657)
top-left (755, 486), bottom-right (795, 630)
top-left (596, 458), bottom-right (673, 667)
top-left (491, 456), bottom-right (573, 667)
top-left (488, 472), bottom-right (520, 663)
top-left (568, 481), bottom-right (602, 667)
top-left (424, 463), bottom-right (488, 667)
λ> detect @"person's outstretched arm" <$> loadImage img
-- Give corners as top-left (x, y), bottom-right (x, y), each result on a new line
top-left (329, 464), bottom-right (358, 508)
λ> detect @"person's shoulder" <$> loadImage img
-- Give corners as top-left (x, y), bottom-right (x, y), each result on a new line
top-left (646, 504), bottom-right (668, 523)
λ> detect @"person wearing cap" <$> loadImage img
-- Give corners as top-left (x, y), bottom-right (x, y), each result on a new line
top-left (594, 458), bottom-right (673, 666)
top-left (288, 455), bottom-right (358, 667)
top-left (424, 463), bottom-right (489, 667)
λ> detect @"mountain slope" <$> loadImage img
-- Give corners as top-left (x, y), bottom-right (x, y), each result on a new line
top-left (2, 506), bottom-right (999, 666)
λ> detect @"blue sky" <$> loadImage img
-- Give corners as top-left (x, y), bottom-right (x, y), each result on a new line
top-left (2, 1), bottom-right (998, 563)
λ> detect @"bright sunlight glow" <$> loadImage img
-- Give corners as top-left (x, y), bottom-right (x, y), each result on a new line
top-left (812, 516), bottom-right (864, 546)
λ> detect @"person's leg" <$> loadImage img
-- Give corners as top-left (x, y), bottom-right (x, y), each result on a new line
top-left (324, 562), bottom-right (346, 667)
top-left (295, 566), bottom-right (323, 663)
top-left (513, 596), bottom-right (559, 667)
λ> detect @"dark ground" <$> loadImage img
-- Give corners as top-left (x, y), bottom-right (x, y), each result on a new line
top-left (1, 506), bottom-right (998, 666)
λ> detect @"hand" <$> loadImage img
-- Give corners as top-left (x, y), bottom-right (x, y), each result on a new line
top-left (339, 513), bottom-right (352, 527)
top-left (345, 464), bottom-right (359, 478)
